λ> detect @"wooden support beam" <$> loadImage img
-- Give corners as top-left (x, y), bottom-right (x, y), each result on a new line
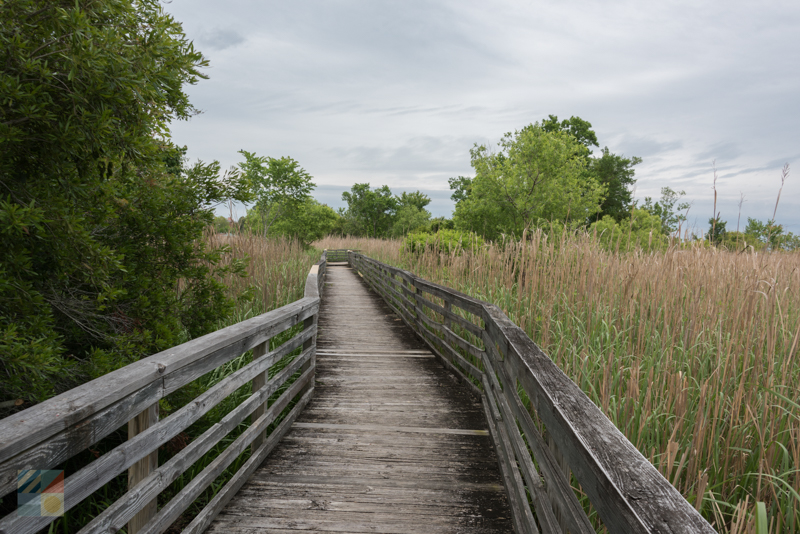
top-left (251, 339), bottom-right (270, 450)
top-left (127, 403), bottom-right (159, 534)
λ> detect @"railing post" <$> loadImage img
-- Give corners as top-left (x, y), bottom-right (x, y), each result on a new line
top-left (443, 300), bottom-right (452, 330)
top-left (127, 403), bottom-right (159, 534)
top-left (301, 314), bottom-right (317, 390)
top-left (251, 339), bottom-right (271, 450)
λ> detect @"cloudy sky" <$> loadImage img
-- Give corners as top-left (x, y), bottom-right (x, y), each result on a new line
top-left (162, 0), bottom-right (800, 233)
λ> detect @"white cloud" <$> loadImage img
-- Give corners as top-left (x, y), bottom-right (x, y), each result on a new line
top-left (163, 0), bottom-right (800, 231)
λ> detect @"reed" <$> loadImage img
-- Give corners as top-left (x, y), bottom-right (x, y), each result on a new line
top-left (208, 231), bottom-right (318, 315)
top-left (317, 234), bottom-right (800, 533)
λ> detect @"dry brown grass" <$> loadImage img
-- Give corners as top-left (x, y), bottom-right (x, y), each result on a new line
top-left (208, 231), bottom-right (318, 318)
top-left (317, 233), bottom-right (800, 533)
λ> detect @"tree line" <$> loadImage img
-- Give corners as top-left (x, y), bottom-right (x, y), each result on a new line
top-left (227, 114), bottom-right (796, 253)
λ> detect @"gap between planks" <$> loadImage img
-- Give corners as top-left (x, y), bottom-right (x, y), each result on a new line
top-left (292, 422), bottom-right (489, 437)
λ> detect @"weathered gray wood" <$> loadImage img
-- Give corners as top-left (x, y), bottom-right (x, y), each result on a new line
top-left (416, 324), bottom-right (483, 384)
top-left (0, 256), bottom-right (326, 534)
top-left (0, 296), bottom-right (318, 465)
top-left (182, 387), bottom-right (314, 534)
top-left (161, 302), bottom-right (318, 395)
top-left (127, 404), bottom-right (159, 534)
top-left (0, 379), bottom-right (163, 497)
top-left (481, 386), bottom-right (534, 534)
top-left (137, 366), bottom-right (315, 534)
top-left (416, 293), bottom-right (484, 337)
top-left (251, 340), bottom-right (270, 450)
top-left (413, 278), bottom-right (486, 318)
top-left (416, 308), bottom-right (485, 361)
top-left (480, 353), bottom-right (561, 534)
top-left (486, 303), bottom-right (716, 533)
top-left (204, 263), bottom-right (514, 534)
top-left (0, 326), bottom-right (317, 534)
top-left (496, 357), bottom-right (595, 534)
top-left (351, 253), bottom-right (717, 534)
top-left (78, 355), bottom-right (314, 534)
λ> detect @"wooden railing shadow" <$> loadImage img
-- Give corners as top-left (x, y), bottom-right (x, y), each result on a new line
top-left (0, 254), bottom-right (327, 534)
top-left (347, 251), bottom-right (717, 534)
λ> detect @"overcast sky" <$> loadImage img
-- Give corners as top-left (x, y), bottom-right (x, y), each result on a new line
top-left (162, 0), bottom-right (800, 233)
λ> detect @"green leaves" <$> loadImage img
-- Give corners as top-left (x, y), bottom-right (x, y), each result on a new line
top-left (453, 123), bottom-right (605, 240)
top-left (237, 151), bottom-right (315, 236)
top-left (341, 183), bottom-right (398, 238)
top-left (0, 1), bottom-right (246, 406)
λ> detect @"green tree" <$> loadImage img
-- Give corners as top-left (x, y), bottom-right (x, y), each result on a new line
top-left (640, 187), bottom-right (691, 235)
top-left (590, 148), bottom-right (642, 222)
top-left (541, 115), bottom-right (599, 152)
top-left (448, 176), bottom-right (473, 205)
top-left (245, 198), bottom-right (339, 245)
top-left (707, 215), bottom-right (727, 245)
top-left (744, 218), bottom-right (786, 250)
top-left (453, 124), bottom-right (605, 240)
top-left (0, 0), bottom-right (249, 403)
top-left (591, 209), bottom-right (668, 253)
top-left (390, 191), bottom-right (431, 237)
top-left (213, 215), bottom-right (233, 234)
top-left (238, 152), bottom-right (314, 236)
top-left (541, 115), bottom-right (641, 223)
top-left (396, 191), bottom-right (432, 211)
top-left (341, 184), bottom-right (397, 237)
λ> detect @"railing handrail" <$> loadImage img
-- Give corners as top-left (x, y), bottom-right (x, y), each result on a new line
top-left (0, 251), bottom-right (327, 534)
top-left (349, 252), bottom-right (716, 534)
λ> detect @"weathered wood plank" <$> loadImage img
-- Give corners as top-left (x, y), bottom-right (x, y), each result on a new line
top-left (493, 355), bottom-right (595, 534)
top-left (127, 404), bottom-right (159, 534)
top-left (77, 356), bottom-right (315, 534)
top-left (415, 293), bottom-right (484, 338)
top-left (0, 379), bottom-right (163, 497)
top-left (138, 376), bottom-right (314, 534)
top-left (488, 303), bottom-right (716, 533)
top-left (0, 335), bottom-right (315, 534)
top-left (0, 297), bottom-right (318, 465)
top-left (480, 353), bottom-right (560, 534)
top-left (204, 263), bottom-right (513, 534)
top-left (183, 387), bottom-right (315, 534)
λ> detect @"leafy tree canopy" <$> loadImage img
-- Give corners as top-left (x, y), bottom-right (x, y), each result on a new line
top-left (590, 148), bottom-right (642, 222)
top-left (1, 0), bottom-right (249, 404)
top-left (452, 123), bottom-right (605, 240)
top-left (243, 198), bottom-right (339, 246)
top-left (238, 151), bottom-right (314, 236)
top-left (448, 176), bottom-right (473, 205)
top-left (640, 187), bottom-right (691, 235)
top-left (396, 191), bottom-right (431, 211)
top-left (450, 116), bottom-right (642, 236)
top-left (540, 115), bottom-right (599, 152)
top-left (341, 184), bottom-right (397, 237)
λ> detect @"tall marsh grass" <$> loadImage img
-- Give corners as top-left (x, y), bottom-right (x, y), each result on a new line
top-left (317, 234), bottom-right (800, 533)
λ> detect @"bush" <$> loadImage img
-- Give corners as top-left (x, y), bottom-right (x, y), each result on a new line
top-left (403, 229), bottom-right (485, 255)
top-left (590, 209), bottom-right (668, 253)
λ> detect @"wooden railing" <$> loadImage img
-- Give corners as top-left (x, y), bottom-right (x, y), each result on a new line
top-left (0, 253), bottom-right (327, 534)
top-left (348, 252), bottom-right (717, 534)
top-left (324, 248), bottom-right (355, 262)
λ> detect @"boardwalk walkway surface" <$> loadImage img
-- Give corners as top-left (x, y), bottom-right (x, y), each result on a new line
top-left (206, 263), bottom-right (514, 533)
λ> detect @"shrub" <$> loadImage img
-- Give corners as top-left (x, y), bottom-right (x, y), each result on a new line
top-left (403, 229), bottom-right (485, 255)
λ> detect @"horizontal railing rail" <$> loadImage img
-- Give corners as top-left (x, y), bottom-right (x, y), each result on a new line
top-left (348, 252), bottom-right (716, 534)
top-left (0, 252), bottom-right (328, 534)
top-left (324, 248), bottom-right (357, 262)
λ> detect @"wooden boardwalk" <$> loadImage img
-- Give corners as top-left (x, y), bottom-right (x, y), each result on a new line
top-left (206, 263), bottom-right (514, 533)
